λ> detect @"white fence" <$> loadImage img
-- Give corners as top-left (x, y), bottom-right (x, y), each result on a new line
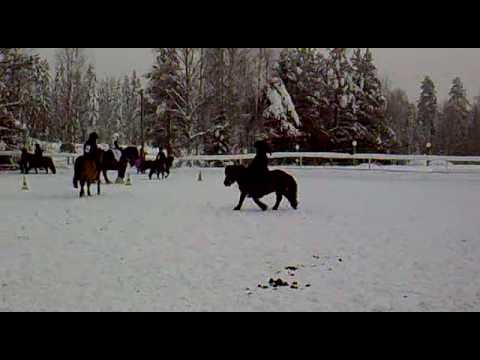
top-left (178, 152), bottom-right (480, 164)
top-left (3, 150), bottom-right (480, 173)
top-left (175, 152), bottom-right (480, 174)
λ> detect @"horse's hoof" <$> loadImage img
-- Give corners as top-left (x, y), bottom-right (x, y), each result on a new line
top-left (233, 207), bottom-right (241, 211)
top-left (273, 207), bottom-right (279, 211)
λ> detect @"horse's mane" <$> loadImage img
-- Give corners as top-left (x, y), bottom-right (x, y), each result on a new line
top-left (226, 164), bottom-right (248, 178)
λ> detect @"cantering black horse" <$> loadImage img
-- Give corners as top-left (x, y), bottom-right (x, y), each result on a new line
top-left (224, 165), bottom-right (298, 211)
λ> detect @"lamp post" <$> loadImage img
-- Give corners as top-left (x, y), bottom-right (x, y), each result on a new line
top-left (426, 142), bottom-right (432, 167)
top-left (296, 144), bottom-right (302, 166)
top-left (241, 148), bottom-right (248, 166)
top-left (352, 140), bottom-right (358, 166)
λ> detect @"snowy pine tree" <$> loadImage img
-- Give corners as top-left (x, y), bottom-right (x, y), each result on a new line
top-left (83, 64), bottom-right (99, 141)
top-left (438, 77), bottom-right (470, 155)
top-left (349, 48), bottom-right (392, 150)
top-left (121, 71), bottom-right (141, 144)
top-left (97, 77), bottom-right (123, 143)
top-left (262, 77), bottom-right (303, 150)
top-left (468, 95), bottom-right (480, 154)
top-left (51, 48), bottom-right (90, 143)
top-left (384, 88), bottom-right (412, 153)
top-left (0, 48), bottom-right (51, 149)
top-left (417, 76), bottom-right (438, 150)
top-left (276, 48), bottom-right (329, 150)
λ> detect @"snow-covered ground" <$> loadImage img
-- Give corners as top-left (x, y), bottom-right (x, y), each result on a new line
top-left (1, 167), bottom-right (480, 312)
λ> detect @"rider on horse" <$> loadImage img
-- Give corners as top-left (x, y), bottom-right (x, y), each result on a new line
top-left (74, 132), bottom-right (100, 189)
top-left (247, 140), bottom-right (272, 183)
top-left (34, 144), bottom-right (43, 161)
top-left (156, 146), bottom-right (167, 163)
top-left (84, 132), bottom-right (99, 159)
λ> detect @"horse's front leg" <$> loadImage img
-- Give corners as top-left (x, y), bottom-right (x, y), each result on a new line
top-left (87, 181), bottom-right (92, 196)
top-left (97, 179), bottom-right (101, 196)
top-left (253, 198), bottom-right (268, 211)
top-left (234, 192), bottom-right (248, 211)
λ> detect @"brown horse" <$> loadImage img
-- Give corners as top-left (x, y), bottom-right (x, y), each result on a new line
top-left (20, 149), bottom-right (56, 175)
top-left (224, 165), bottom-right (298, 211)
top-left (74, 154), bottom-right (101, 198)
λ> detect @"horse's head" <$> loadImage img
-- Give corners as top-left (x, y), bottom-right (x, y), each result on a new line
top-left (224, 165), bottom-right (245, 187)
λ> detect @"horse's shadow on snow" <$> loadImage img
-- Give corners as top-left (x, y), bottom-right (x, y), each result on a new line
top-left (221, 204), bottom-right (298, 214)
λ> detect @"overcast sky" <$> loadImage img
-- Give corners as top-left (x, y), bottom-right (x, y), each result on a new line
top-left (37, 48), bottom-right (480, 102)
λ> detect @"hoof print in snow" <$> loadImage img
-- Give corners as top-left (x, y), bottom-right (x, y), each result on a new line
top-left (290, 282), bottom-right (299, 289)
top-left (258, 284), bottom-right (269, 289)
top-left (338, 258), bottom-right (343, 263)
top-left (269, 278), bottom-right (289, 288)
top-left (285, 266), bottom-right (299, 272)
top-left (305, 284), bottom-right (311, 288)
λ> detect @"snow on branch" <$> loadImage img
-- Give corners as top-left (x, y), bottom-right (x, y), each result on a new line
top-left (264, 77), bottom-right (301, 128)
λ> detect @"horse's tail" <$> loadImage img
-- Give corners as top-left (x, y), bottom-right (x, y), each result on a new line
top-left (47, 158), bottom-right (56, 174)
top-left (286, 174), bottom-right (298, 210)
top-left (73, 157), bottom-right (82, 189)
top-left (167, 156), bottom-right (174, 169)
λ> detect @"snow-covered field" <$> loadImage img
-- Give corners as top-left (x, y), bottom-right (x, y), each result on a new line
top-left (1, 167), bottom-right (480, 312)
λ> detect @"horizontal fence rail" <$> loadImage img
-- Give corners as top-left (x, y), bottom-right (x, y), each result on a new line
top-left (177, 152), bottom-right (480, 163)
top-left (3, 150), bottom-right (480, 172)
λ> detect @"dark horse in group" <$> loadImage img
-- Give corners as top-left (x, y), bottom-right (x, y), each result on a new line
top-left (147, 156), bottom-right (175, 180)
top-left (19, 148), bottom-right (57, 175)
top-left (100, 146), bottom-right (139, 184)
top-left (224, 165), bottom-right (298, 211)
top-left (73, 146), bottom-right (139, 187)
